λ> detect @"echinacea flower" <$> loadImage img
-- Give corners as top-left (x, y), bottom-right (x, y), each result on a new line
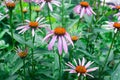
top-left (15, 47), bottom-right (28, 58)
top-left (65, 58), bottom-right (98, 78)
top-left (102, 21), bottom-right (120, 33)
top-left (114, 12), bottom-right (120, 20)
top-left (5, 0), bottom-right (15, 10)
top-left (108, 2), bottom-right (120, 10)
top-left (37, 0), bottom-right (61, 12)
top-left (74, 1), bottom-right (96, 18)
top-left (43, 27), bottom-right (74, 55)
top-left (16, 17), bottom-right (48, 37)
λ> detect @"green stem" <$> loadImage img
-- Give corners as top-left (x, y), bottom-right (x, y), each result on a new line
top-left (29, 2), bottom-right (32, 21)
top-left (62, 0), bottom-right (64, 26)
top-left (32, 35), bottom-right (35, 73)
top-left (23, 58), bottom-right (26, 79)
top-left (20, 0), bottom-right (24, 23)
top-left (102, 31), bottom-right (118, 72)
top-left (9, 10), bottom-right (14, 48)
top-left (47, 3), bottom-right (52, 29)
top-left (58, 54), bottom-right (62, 80)
top-left (77, 18), bottom-right (80, 29)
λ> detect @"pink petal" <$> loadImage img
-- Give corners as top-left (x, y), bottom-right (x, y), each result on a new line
top-left (87, 67), bottom-right (99, 72)
top-left (48, 2), bottom-right (53, 12)
top-left (74, 5), bottom-right (81, 14)
top-left (58, 36), bottom-right (62, 55)
top-left (80, 7), bottom-right (85, 18)
top-left (65, 33), bottom-right (74, 46)
top-left (78, 59), bottom-right (81, 65)
top-left (43, 32), bottom-right (53, 41)
top-left (40, 2), bottom-right (46, 8)
top-left (82, 57), bottom-right (85, 66)
top-left (62, 36), bottom-right (68, 53)
top-left (86, 73), bottom-right (94, 78)
top-left (88, 6), bottom-right (96, 15)
top-left (16, 26), bottom-right (27, 30)
top-left (32, 29), bottom-right (35, 37)
top-left (85, 61), bottom-right (93, 68)
top-left (69, 70), bottom-right (76, 73)
top-left (65, 63), bottom-right (75, 69)
top-left (74, 59), bottom-right (78, 66)
top-left (48, 35), bottom-right (57, 50)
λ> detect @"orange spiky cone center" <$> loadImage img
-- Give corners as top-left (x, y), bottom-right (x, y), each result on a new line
top-left (80, 1), bottom-right (89, 7)
top-left (116, 6), bottom-right (120, 9)
top-left (18, 51), bottom-right (27, 58)
top-left (71, 36), bottom-right (78, 41)
top-left (6, 2), bottom-right (15, 9)
top-left (29, 22), bottom-right (38, 28)
top-left (113, 22), bottom-right (120, 29)
top-left (75, 66), bottom-right (87, 73)
top-left (54, 27), bottom-right (66, 36)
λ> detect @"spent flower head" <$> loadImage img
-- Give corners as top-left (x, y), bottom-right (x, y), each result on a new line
top-left (15, 47), bottom-right (28, 58)
top-left (5, 0), bottom-right (15, 10)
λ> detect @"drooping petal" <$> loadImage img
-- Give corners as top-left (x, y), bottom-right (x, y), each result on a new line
top-left (48, 35), bottom-right (57, 50)
top-left (40, 2), bottom-right (46, 8)
top-left (32, 29), bottom-right (35, 37)
top-left (62, 36), bottom-right (68, 53)
top-left (87, 67), bottom-right (99, 72)
top-left (65, 32), bottom-right (74, 46)
top-left (48, 2), bottom-right (53, 12)
top-left (43, 32), bottom-right (53, 41)
top-left (58, 36), bottom-right (62, 55)
top-left (74, 5), bottom-right (81, 14)
top-left (88, 6), bottom-right (96, 15)
top-left (80, 7), bottom-right (85, 18)
top-left (86, 73), bottom-right (94, 78)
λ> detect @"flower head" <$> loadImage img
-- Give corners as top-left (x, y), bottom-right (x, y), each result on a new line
top-left (43, 27), bottom-right (74, 55)
top-left (37, 0), bottom-right (61, 12)
top-left (109, 2), bottom-right (120, 10)
top-left (74, 1), bottom-right (96, 18)
top-left (102, 21), bottom-right (120, 33)
top-left (71, 36), bottom-right (79, 43)
top-left (16, 17), bottom-right (48, 37)
top-left (15, 47), bottom-right (28, 58)
top-left (5, 0), bottom-right (15, 10)
top-left (65, 58), bottom-right (98, 78)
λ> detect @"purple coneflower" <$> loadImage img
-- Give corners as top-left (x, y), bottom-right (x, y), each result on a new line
top-left (74, 1), bottom-right (96, 18)
top-left (102, 21), bottom-right (120, 33)
top-left (109, 2), bottom-right (120, 10)
top-left (43, 27), bottom-right (74, 55)
top-left (36, 0), bottom-right (61, 12)
top-left (16, 17), bottom-right (48, 37)
top-left (65, 58), bottom-right (98, 78)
